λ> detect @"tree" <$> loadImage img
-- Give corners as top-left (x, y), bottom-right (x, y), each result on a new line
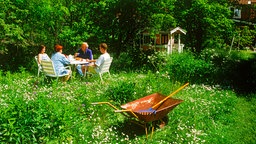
top-left (0, 0), bottom-right (242, 71)
top-left (174, 0), bottom-right (234, 53)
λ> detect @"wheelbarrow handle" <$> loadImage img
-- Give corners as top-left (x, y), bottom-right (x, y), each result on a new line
top-left (115, 109), bottom-right (139, 119)
top-left (92, 102), bottom-right (140, 120)
top-left (91, 102), bottom-right (119, 110)
top-left (152, 82), bottom-right (189, 109)
top-left (115, 110), bottom-right (131, 112)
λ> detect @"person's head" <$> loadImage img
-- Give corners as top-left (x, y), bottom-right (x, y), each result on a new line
top-left (81, 42), bottom-right (89, 51)
top-left (38, 45), bottom-right (46, 54)
top-left (99, 43), bottom-right (108, 53)
top-left (54, 44), bottom-right (63, 53)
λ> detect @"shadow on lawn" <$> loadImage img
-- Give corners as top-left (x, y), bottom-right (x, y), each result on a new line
top-left (226, 52), bottom-right (256, 96)
top-left (110, 116), bottom-right (169, 139)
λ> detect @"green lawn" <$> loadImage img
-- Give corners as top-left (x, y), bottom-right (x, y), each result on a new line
top-left (0, 71), bottom-right (255, 143)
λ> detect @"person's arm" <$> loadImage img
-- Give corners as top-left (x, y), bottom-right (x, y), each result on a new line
top-left (60, 54), bottom-right (70, 65)
top-left (74, 52), bottom-right (79, 58)
top-left (74, 49), bottom-right (81, 58)
top-left (89, 49), bottom-right (93, 60)
top-left (86, 59), bottom-right (96, 63)
top-left (94, 55), bottom-right (104, 67)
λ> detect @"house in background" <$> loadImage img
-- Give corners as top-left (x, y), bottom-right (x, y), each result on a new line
top-left (231, 0), bottom-right (256, 25)
top-left (140, 27), bottom-right (186, 54)
top-left (140, 30), bottom-right (170, 51)
top-left (230, 0), bottom-right (256, 48)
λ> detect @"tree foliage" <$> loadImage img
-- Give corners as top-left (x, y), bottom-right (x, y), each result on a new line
top-left (0, 0), bottom-right (252, 71)
top-left (174, 0), bottom-right (235, 52)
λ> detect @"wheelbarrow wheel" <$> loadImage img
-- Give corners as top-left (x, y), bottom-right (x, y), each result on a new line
top-left (157, 115), bottom-right (169, 129)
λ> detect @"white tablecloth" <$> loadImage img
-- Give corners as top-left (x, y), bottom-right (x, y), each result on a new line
top-left (70, 60), bottom-right (89, 65)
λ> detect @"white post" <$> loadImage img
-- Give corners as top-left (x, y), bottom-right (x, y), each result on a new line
top-left (167, 39), bottom-right (170, 54)
top-left (169, 35), bottom-right (173, 54)
top-left (178, 34), bottom-right (181, 53)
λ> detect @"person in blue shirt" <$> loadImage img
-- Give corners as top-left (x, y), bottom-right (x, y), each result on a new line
top-left (74, 42), bottom-right (93, 76)
top-left (51, 44), bottom-right (71, 82)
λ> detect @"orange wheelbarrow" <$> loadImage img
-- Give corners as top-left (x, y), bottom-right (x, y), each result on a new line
top-left (92, 83), bottom-right (189, 138)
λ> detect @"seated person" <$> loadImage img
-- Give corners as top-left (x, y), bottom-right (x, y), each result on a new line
top-left (51, 44), bottom-right (71, 82)
top-left (37, 45), bottom-right (50, 64)
top-left (74, 42), bottom-right (93, 76)
top-left (85, 43), bottom-right (110, 73)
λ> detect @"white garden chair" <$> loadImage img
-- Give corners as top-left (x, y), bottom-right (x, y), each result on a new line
top-left (35, 56), bottom-right (42, 77)
top-left (40, 60), bottom-right (72, 81)
top-left (85, 57), bottom-right (113, 82)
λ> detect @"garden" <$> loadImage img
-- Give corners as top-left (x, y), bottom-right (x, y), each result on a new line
top-left (1, 0), bottom-right (256, 143)
top-left (0, 50), bottom-right (256, 143)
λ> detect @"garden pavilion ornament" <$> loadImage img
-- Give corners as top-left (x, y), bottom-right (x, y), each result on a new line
top-left (168, 27), bottom-right (186, 54)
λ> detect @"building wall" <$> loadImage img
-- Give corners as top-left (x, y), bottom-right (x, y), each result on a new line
top-left (232, 0), bottom-right (255, 21)
top-left (238, 0), bottom-right (256, 4)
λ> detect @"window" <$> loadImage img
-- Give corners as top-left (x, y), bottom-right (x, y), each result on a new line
top-left (230, 7), bottom-right (241, 19)
top-left (161, 34), bottom-right (169, 44)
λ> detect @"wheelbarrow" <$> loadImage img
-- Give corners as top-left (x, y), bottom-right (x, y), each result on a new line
top-left (92, 83), bottom-right (189, 138)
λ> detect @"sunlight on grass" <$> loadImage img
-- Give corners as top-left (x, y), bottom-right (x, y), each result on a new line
top-left (231, 50), bottom-right (256, 61)
top-left (0, 71), bottom-right (255, 143)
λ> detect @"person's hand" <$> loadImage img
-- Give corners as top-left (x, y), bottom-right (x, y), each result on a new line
top-left (63, 54), bottom-right (67, 57)
top-left (74, 53), bottom-right (79, 57)
top-left (86, 59), bottom-right (89, 62)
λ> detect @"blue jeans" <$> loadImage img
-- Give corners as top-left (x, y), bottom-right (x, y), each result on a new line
top-left (76, 64), bottom-right (84, 76)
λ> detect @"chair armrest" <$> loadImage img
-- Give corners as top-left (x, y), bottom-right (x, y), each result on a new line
top-left (56, 66), bottom-right (71, 74)
top-left (64, 66), bottom-right (71, 70)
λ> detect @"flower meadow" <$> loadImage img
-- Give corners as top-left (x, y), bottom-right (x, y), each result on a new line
top-left (0, 69), bottom-right (255, 144)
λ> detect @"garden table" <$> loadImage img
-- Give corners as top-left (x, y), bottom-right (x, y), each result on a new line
top-left (69, 55), bottom-right (89, 74)
top-left (70, 59), bottom-right (89, 65)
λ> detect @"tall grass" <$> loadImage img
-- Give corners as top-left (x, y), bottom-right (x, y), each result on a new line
top-left (0, 49), bottom-right (255, 143)
top-left (0, 68), bottom-right (255, 143)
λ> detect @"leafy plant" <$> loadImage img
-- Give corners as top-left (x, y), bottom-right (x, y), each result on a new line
top-left (104, 81), bottom-right (136, 104)
top-left (164, 52), bottom-right (213, 84)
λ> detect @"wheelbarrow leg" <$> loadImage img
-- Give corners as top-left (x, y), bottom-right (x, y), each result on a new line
top-left (145, 123), bottom-right (148, 139)
top-left (151, 122), bottom-right (155, 139)
top-left (144, 122), bottom-right (155, 139)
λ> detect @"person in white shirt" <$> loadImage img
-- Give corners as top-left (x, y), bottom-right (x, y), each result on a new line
top-left (37, 45), bottom-right (50, 64)
top-left (86, 43), bottom-right (110, 73)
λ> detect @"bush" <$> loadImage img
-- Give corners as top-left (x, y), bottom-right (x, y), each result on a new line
top-left (110, 52), bottom-right (133, 72)
top-left (200, 48), bottom-right (256, 93)
top-left (104, 81), bottom-right (136, 104)
top-left (147, 51), bottom-right (168, 72)
top-left (111, 47), bottom-right (167, 73)
top-left (164, 52), bottom-right (213, 84)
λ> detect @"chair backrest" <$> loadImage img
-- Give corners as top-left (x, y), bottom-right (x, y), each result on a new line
top-left (35, 56), bottom-right (40, 66)
top-left (98, 57), bottom-right (113, 74)
top-left (41, 60), bottom-right (57, 76)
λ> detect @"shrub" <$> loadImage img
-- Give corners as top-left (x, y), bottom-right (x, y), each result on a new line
top-left (164, 52), bottom-right (213, 84)
top-left (147, 51), bottom-right (168, 72)
top-left (104, 81), bottom-right (136, 104)
top-left (110, 52), bottom-right (133, 72)
top-left (200, 48), bottom-right (256, 93)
